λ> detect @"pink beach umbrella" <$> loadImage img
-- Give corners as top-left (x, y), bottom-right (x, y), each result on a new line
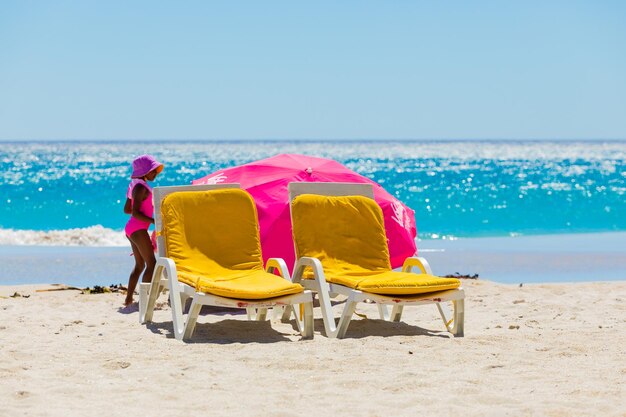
top-left (193, 154), bottom-right (417, 271)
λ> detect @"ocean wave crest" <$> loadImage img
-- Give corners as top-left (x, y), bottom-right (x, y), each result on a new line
top-left (0, 225), bottom-right (128, 246)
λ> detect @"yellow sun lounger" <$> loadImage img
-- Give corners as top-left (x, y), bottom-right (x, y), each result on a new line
top-left (289, 182), bottom-right (465, 339)
top-left (140, 184), bottom-right (313, 342)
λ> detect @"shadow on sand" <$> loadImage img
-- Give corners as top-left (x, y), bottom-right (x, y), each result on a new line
top-left (145, 319), bottom-right (297, 344)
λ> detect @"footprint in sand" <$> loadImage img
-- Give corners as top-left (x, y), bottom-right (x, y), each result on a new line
top-left (102, 360), bottom-right (131, 370)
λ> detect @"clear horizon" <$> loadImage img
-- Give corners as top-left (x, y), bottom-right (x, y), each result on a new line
top-left (2, 137), bottom-right (626, 143)
top-left (1, 1), bottom-right (625, 141)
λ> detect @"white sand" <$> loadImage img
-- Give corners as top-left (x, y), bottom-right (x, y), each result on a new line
top-left (1, 280), bottom-right (625, 416)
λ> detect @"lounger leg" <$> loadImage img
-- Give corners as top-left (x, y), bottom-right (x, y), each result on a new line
top-left (451, 299), bottom-right (465, 337)
top-left (335, 293), bottom-right (357, 339)
top-left (182, 295), bottom-right (202, 341)
top-left (246, 308), bottom-right (255, 320)
top-left (180, 293), bottom-right (191, 312)
top-left (377, 304), bottom-right (389, 321)
top-left (168, 279), bottom-right (186, 341)
top-left (436, 300), bottom-right (464, 337)
top-left (436, 302), bottom-right (450, 332)
top-left (316, 282), bottom-right (339, 338)
top-left (279, 305), bottom-right (293, 323)
top-left (390, 305), bottom-right (404, 322)
top-left (138, 283), bottom-right (150, 323)
top-left (143, 264), bottom-right (165, 323)
top-left (293, 258), bottom-right (338, 338)
top-left (256, 308), bottom-right (268, 321)
top-left (377, 304), bottom-right (402, 322)
top-left (301, 300), bottom-right (314, 339)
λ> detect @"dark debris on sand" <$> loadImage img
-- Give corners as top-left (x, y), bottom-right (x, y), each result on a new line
top-left (31, 283), bottom-right (128, 295)
top-left (444, 272), bottom-right (479, 280)
top-left (10, 292), bottom-right (31, 298)
top-left (81, 284), bottom-right (127, 295)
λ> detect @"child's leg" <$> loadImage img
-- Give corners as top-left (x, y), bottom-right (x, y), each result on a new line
top-left (130, 229), bottom-right (157, 284)
top-left (125, 237), bottom-right (146, 306)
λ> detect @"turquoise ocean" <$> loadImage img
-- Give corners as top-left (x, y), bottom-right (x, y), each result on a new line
top-left (1, 140), bottom-right (626, 244)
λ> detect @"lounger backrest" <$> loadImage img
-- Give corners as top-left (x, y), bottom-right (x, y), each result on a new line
top-left (289, 182), bottom-right (374, 200)
top-left (160, 189), bottom-right (264, 272)
top-left (289, 183), bottom-right (392, 273)
top-left (153, 184), bottom-right (240, 258)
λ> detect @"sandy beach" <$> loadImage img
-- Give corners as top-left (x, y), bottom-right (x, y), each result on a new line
top-left (1, 279), bottom-right (624, 416)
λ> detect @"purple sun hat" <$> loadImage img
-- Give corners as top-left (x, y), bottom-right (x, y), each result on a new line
top-left (131, 154), bottom-right (164, 178)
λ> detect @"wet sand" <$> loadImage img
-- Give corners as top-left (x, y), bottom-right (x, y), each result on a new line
top-left (2, 232), bottom-right (625, 287)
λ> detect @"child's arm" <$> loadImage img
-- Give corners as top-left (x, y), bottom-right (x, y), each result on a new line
top-left (123, 198), bottom-right (132, 214)
top-left (131, 185), bottom-right (154, 224)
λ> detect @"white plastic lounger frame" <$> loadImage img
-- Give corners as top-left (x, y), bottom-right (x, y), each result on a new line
top-left (139, 183), bottom-right (313, 341)
top-left (289, 182), bottom-right (465, 339)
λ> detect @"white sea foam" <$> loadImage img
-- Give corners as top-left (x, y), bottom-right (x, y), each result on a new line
top-left (0, 225), bottom-right (458, 246)
top-left (0, 225), bottom-right (128, 246)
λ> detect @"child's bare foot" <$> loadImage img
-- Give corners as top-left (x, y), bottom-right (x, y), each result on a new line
top-left (124, 295), bottom-right (133, 307)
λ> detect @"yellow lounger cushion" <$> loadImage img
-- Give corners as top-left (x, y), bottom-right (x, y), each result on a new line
top-left (179, 269), bottom-right (303, 299)
top-left (341, 271), bottom-right (460, 295)
top-left (162, 189), bottom-right (303, 299)
top-left (292, 194), bottom-right (460, 295)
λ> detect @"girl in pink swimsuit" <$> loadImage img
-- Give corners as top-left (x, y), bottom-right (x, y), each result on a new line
top-left (123, 155), bottom-right (164, 307)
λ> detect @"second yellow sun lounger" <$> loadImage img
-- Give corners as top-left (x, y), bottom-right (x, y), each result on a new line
top-left (289, 182), bottom-right (464, 339)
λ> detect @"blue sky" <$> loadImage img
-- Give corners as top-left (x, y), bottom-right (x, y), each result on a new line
top-left (1, 1), bottom-right (625, 140)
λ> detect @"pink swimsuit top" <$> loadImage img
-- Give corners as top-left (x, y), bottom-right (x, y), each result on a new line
top-left (124, 179), bottom-right (153, 237)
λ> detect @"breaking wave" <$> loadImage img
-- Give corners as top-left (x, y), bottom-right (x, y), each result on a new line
top-left (0, 225), bottom-right (128, 246)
